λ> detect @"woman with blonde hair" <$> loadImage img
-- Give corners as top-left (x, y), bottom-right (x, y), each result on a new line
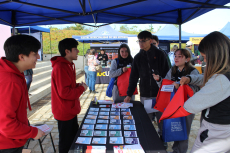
top-left (180, 31), bottom-right (230, 152)
top-left (168, 45), bottom-right (178, 66)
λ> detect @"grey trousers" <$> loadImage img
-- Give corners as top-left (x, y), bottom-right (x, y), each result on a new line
top-left (140, 96), bottom-right (163, 136)
top-left (172, 114), bottom-right (195, 153)
top-left (112, 85), bottom-right (135, 102)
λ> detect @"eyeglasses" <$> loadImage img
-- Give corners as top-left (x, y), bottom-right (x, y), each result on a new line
top-left (136, 39), bottom-right (150, 43)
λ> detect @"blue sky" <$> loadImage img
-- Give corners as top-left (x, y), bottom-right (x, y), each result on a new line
top-left (43, 3), bottom-right (230, 35)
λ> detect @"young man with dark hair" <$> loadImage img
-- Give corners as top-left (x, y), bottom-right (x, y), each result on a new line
top-left (124, 31), bottom-right (169, 148)
top-left (0, 35), bottom-right (45, 153)
top-left (51, 38), bottom-right (87, 153)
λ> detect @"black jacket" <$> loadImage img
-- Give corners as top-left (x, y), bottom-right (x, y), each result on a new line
top-left (127, 44), bottom-right (169, 97)
top-left (97, 53), bottom-right (108, 66)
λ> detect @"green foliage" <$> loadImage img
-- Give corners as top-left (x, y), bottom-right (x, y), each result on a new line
top-left (173, 24), bottom-right (179, 28)
top-left (42, 28), bottom-right (92, 55)
top-left (120, 25), bottom-right (129, 31)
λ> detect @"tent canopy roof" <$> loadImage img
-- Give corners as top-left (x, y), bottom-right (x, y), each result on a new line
top-left (154, 24), bottom-right (206, 40)
top-left (220, 22), bottom-right (230, 38)
top-left (72, 25), bottom-right (135, 43)
top-left (0, 0), bottom-right (229, 27)
top-left (13, 26), bottom-right (50, 33)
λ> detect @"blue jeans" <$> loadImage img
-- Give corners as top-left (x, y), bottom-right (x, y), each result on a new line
top-left (84, 66), bottom-right (89, 86)
top-left (25, 75), bottom-right (32, 91)
top-left (88, 71), bottom-right (97, 91)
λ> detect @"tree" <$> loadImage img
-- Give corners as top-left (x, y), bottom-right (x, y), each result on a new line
top-left (156, 26), bottom-right (162, 32)
top-left (149, 24), bottom-right (154, 33)
top-left (120, 25), bottom-right (129, 31)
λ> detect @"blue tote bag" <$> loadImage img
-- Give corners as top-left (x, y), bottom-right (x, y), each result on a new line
top-left (162, 87), bottom-right (188, 142)
top-left (106, 59), bottom-right (119, 97)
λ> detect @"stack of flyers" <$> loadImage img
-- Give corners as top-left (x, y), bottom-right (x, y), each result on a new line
top-left (110, 116), bottom-right (120, 119)
top-left (110, 137), bottom-right (124, 144)
top-left (93, 131), bottom-right (107, 136)
top-left (80, 130), bottom-right (94, 136)
top-left (111, 108), bottom-right (120, 112)
top-left (125, 138), bottom-right (140, 144)
top-left (109, 131), bottom-right (122, 137)
top-left (121, 108), bottom-right (130, 112)
top-left (109, 125), bottom-right (121, 130)
top-left (123, 116), bottom-right (133, 120)
top-left (97, 120), bottom-right (109, 124)
top-left (123, 120), bottom-right (135, 124)
top-left (100, 108), bottom-right (110, 111)
top-left (82, 124), bottom-right (94, 130)
top-left (86, 115), bottom-right (97, 119)
top-left (86, 146), bottom-right (106, 153)
top-left (98, 116), bottom-right (109, 119)
top-left (110, 112), bottom-right (120, 116)
top-left (112, 103), bottom-right (133, 108)
top-left (95, 124), bottom-right (108, 130)
top-left (98, 100), bottom-right (114, 104)
top-left (99, 105), bottom-right (110, 108)
top-left (84, 119), bottom-right (96, 124)
top-left (92, 137), bottom-right (107, 144)
top-left (113, 145), bottom-right (145, 153)
top-left (121, 112), bottom-right (131, 115)
top-left (110, 119), bottom-right (121, 124)
top-left (76, 137), bottom-right (92, 144)
top-left (88, 111), bottom-right (98, 115)
top-left (89, 108), bottom-right (99, 111)
top-left (124, 131), bottom-right (137, 137)
top-left (124, 125), bottom-right (136, 130)
top-left (99, 112), bottom-right (110, 116)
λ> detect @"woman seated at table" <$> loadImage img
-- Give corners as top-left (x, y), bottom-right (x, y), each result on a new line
top-left (97, 49), bottom-right (108, 67)
top-left (88, 49), bottom-right (99, 93)
top-left (109, 44), bottom-right (134, 102)
top-left (153, 48), bottom-right (200, 153)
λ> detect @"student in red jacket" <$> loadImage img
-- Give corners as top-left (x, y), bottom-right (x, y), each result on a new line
top-left (0, 35), bottom-right (45, 153)
top-left (51, 38), bottom-right (87, 153)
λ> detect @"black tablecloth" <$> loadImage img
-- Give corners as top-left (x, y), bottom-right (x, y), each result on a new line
top-left (96, 67), bottom-right (110, 84)
top-left (69, 101), bottom-right (167, 153)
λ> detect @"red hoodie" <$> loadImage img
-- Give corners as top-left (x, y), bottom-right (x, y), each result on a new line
top-left (0, 57), bottom-right (38, 149)
top-left (51, 56), bottom-right (85, 121)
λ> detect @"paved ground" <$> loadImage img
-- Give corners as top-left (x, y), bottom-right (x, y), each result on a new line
top-left (26, 73), bottom-right (201, 153)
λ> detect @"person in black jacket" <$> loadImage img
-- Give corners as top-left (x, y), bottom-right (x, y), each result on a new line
top-left (124, 31), bottom-right (169, 147)
top-left (97, 49), bottom-right (108, 66)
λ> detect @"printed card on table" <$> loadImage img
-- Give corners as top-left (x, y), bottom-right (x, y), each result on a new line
top-left (123, 116), bottom-right (133, 120)
top-left (82, 124), bottom-right (94, 130)
top-left (110, 119), bottom-right (121, 124)
top-left (109, 125), bottom-right (121, 130)
top-left (121, 108), bottom-right (130, 112)
top-left (86, 115), bottom-right (97, 119)
top-left (121, 112), bottom-right (131, 115)
top-left (110, 137), bottom-right (124, 144)
top-left (111, 108), bottom-right (120, 112)
top-left (99, 105), bottom-right (110, 108)
top-left (88, 111), bottom-right (98, 115)
top-left (109, 131), bottom-right (122, 137)
top-left (123, 119), bottom-right (135, 124)
top-left (124, 125), bottom-right (136, 130)
top-left (98, 116), bottom-right (109, 119)
top-left (97, 100), bottom-right (114, 104)
top-left (125, 138), bottom-right (140, 144)
top-left (84, 119), bottom-right (96, 124)
top-left (76, 137), bottom-right (92, 144)
top-left (99, 112), bottom-right (110, 116)
top-left (89, 108), bottom-right (99, 111)
top-left (124, 131), bottom-right (137, 137)
top-left (97, 119), bottom-right (109, 124)
top-left (93, 131), bottom-right (107, 136)
top-left (95, 124), bottom-right (108, 130)
top-left (100, 108), bottom-right (110, 112)
top-left (110, 111), bottom-right (120, 116)
top-left (80, 130), bottom-right (94, 136)
top-left (92, 137), bottom-right (107, 144)
top-left (110, 116), bottom-right (120, 119)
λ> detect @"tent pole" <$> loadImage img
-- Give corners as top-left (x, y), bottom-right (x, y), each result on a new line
top-left (29, 26), bottom-right (31, 35)
top-left (179, 24), bottom-right (181, 48)
top-left (12, 26), bottom-right (16, 35)
top-left (83, 41), bottom-right (84, 71)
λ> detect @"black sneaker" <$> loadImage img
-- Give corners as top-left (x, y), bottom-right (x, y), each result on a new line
top-left (90, 90), bottom-right (92, 93)
top-left (160, 136), bottom-right (168, 149)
